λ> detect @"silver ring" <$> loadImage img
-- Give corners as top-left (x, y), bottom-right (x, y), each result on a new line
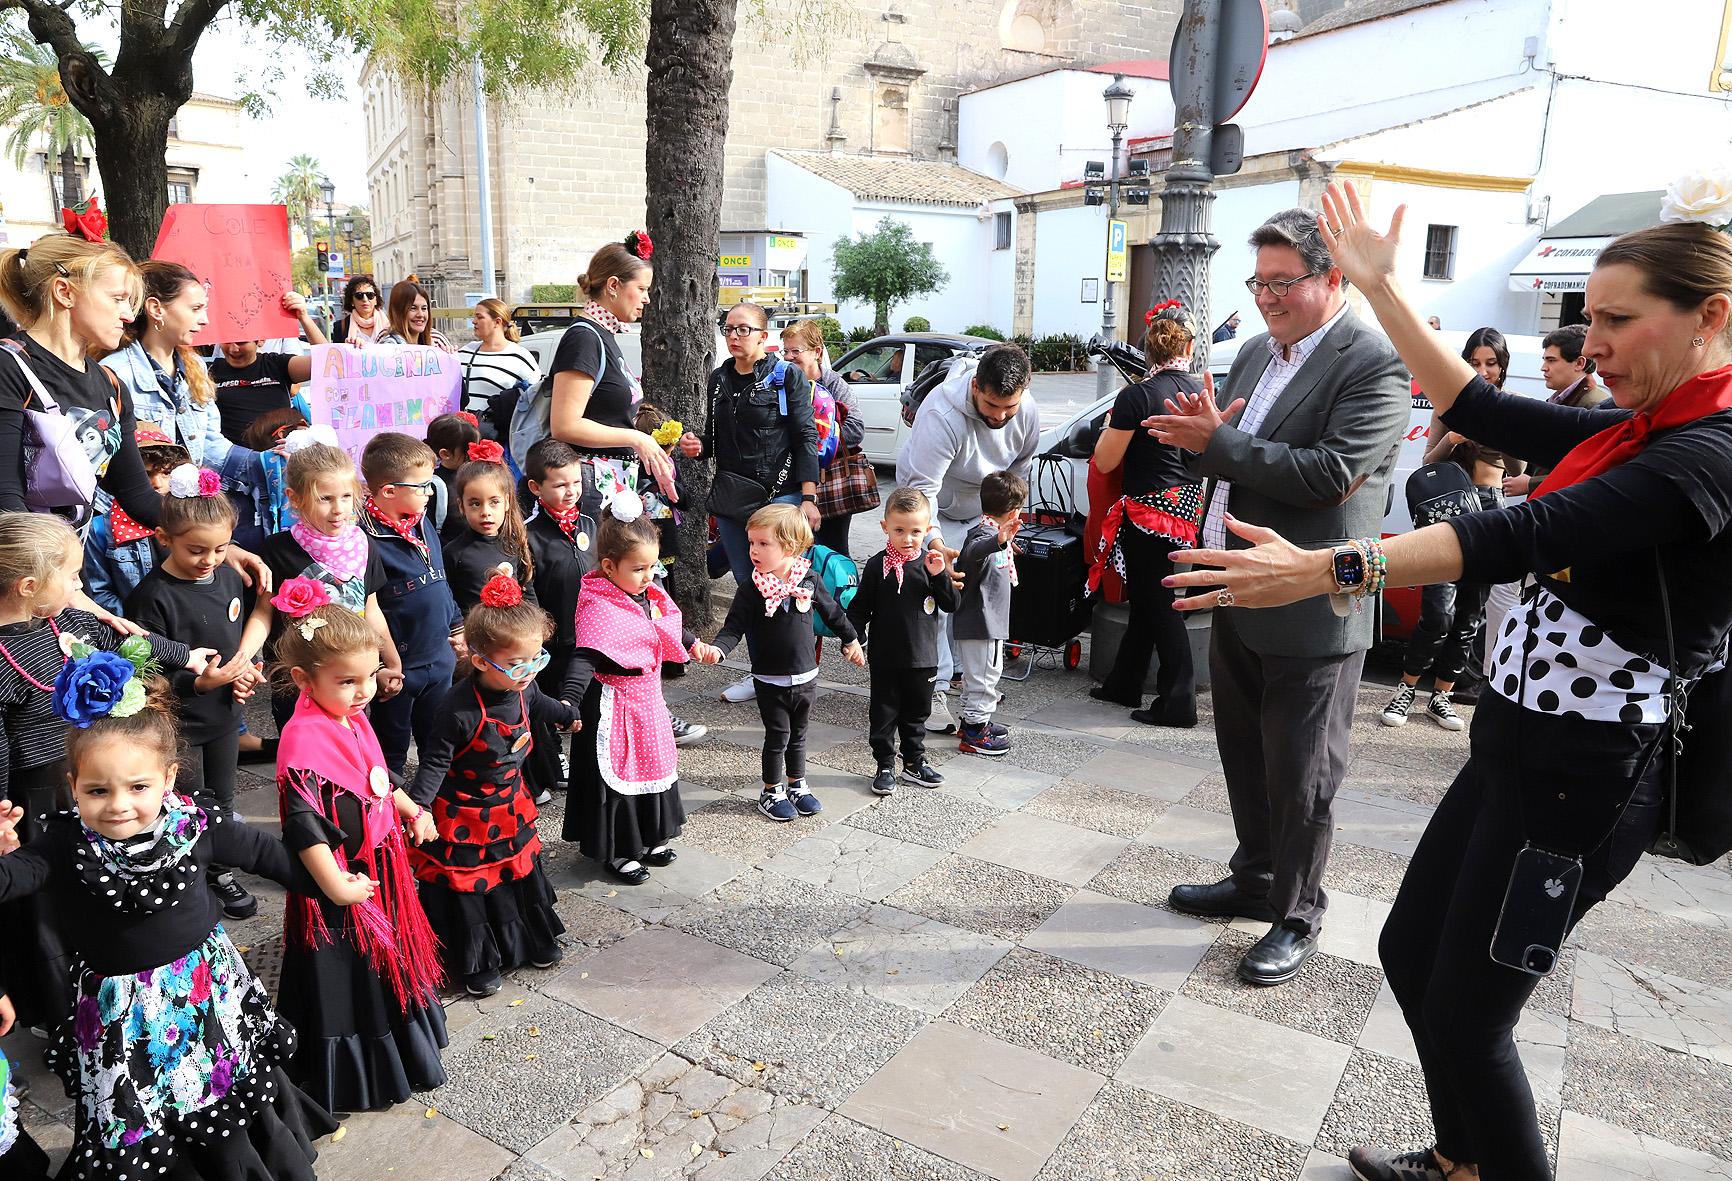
top-left (1215, 590), bottom-right (1236, 607)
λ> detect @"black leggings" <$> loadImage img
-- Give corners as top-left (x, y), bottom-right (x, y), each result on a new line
top-left (868, 666), bottom-right (934, 768)
top-left (754, 678), bottom-right (816, 784)
top-left (1379, 690), bottom-right (1662, 1177)
top-left (814, 514), bottom-right (853, 556)
top-left (1100, 525), bottom-right (1195, 715)
top-left (179, 727), bottom-right (241, 814)
top-left (1403, 579), bottom-right (1489, 685)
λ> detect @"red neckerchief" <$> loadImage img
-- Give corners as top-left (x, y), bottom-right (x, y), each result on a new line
top-left (548, 503), bottom-right (585, 542)
top-left (582, 302), bottom-right (623, 335)
top-left (752, 556), bottom-right (812, 616)
top-left (364, 497), bottom-right (428, 558)
top-left (1533, 365), bottom-right (1732, 498)
top-left (109, 507), bottom-right (154, 546)
top-left (978, 516), bottom-right (1019, 587)
top-left (883, 546), bottom-right (915, 590)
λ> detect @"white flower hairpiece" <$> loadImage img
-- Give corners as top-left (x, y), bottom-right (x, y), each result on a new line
top-left (283, 424), bottom-right (340, 455)
top-left (1660, 166), bottom-right (1732, 230)
top-left (166, 464), bottom-right (200, 498)
top-left (295, 617), bottom-right (328, 642)
top-left (602, 486), bottom-right (644, 524)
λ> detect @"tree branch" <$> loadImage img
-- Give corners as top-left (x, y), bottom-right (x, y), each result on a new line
top-left (1, 0), bottom-right (119, 119)
top-left (168, 0), bottom-right (229, 57)
top-left (1, 0), bottom-right (91, 66)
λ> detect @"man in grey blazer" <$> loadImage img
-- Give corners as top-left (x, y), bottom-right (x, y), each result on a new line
top-left (1148, 208), bottom-right (1409, 986)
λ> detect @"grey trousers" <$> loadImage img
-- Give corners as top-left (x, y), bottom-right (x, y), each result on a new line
top-left (955, 638), bottom-right (1004, 725)
top-left (1210, 607), bottom-right (1365, 937)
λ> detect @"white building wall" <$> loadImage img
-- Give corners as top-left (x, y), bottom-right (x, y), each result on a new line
top-left (764, 154), bottom-right (854, 315)
top-left (959, 70), bottom-right (1173, 195)
top-left (1204, 179), bottom-right (1305, 338)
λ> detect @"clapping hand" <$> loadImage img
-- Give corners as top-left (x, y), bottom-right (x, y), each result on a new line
top-left (1145, 389), bottom-right (1245, 454)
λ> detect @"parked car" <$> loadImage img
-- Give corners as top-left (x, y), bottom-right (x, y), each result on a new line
top-left (520, 325), bottom-right (729, 387)
top-left (832, 332), bottom-right (998, 464)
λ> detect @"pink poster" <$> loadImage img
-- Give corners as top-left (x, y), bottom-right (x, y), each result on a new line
top-left (151, 204), bottom-right (298, 345)
top-left (302, 344), bottom-right (461, 469)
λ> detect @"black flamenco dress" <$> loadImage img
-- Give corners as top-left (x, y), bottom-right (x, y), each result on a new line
top-left (408, 681), bottom-right (572, 989)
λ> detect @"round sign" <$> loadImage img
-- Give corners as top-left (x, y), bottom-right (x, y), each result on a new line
top-left (368, 766), bottom-right (391, 799)
top-left (1168, 0), bottom-right (1270, 124)
top-left (577, 532), bottom-right (590, 551)
top-left (228, 598), bottom-right (242, 622)
top-left (923, 596), bottom-right (936, 615)
top-left (795, 597), bottom-right (811, 613)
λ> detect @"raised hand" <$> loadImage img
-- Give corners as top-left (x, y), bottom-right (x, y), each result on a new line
top-left (1318, 181), bottom-right (1405, 293)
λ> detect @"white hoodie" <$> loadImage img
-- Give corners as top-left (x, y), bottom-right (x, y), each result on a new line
top-left (896, 359), bottom-right (1041, 522)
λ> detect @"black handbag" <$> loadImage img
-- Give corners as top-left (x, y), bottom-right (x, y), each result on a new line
top-left (1649, 553), bottom-right (1732, 865)
top-left (708, 468), bottom-right (775, 520)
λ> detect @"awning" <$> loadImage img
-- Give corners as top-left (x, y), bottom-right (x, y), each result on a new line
top-left (1508, 236), bottom-right (1615, 293)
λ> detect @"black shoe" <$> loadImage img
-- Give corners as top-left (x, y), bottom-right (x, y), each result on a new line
top-left (529, 948), bottom-right (564, 970)
top-left (1089, 686), bottom-right (1141, 708)
top-left (901, 759), bottom-right (944, 789)
top-left (870, 767), bottom-right (897, 796)
top-left (1237, 924), bottom-right (1318, 986)
top-left (237, 737), bottom-right (279, 765)
top-left (464, 973), bottom-right (503, 998)
top-left (1347, 1145), bottom-right (1448, 1181)
top-left (606, 859), bottom-right (650, 885)
top-left (1130, 701), bottom-right (1198, 728)
top-left (1168, 879), bottom-right (1276, 922)
top-left (643, 846), bottom-right (677, 867)
top-left (662, 660), bottom-right (687, 679)
top-left (208, 871), bottom-right (258, 920)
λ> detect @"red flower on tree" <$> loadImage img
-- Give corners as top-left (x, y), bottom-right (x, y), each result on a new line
top-left (479, 574), bottom-right (523, 608)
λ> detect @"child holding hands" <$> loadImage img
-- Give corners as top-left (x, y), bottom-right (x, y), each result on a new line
top-left (713, 504), bottom-right (864, 821)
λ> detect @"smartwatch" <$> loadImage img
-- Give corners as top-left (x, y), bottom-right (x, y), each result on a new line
top-left (1330, 543), bottom-right (1368, 592)
top-left (801, 493), bottom-right (817, 504)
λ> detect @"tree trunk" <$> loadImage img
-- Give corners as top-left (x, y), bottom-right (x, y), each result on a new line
top-left (89, 92), bottom-right (176, 260)
top-left (641, 0), bottom-right (739, 628)
top-left (57, 145), bottom-right (81, 210)
top-left (875, 302), bottom-right (889, 337)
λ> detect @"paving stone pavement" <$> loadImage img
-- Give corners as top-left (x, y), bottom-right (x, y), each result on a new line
top-left (9, 644), bottom-right (1732, 1181)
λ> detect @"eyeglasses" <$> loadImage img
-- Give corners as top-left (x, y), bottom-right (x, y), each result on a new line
top-left (1244, 273), bottom-right (1320, 298)
top-left (483, 649), bottom-right (551, 682)
top-left (386, 479), bottom-right (438, 496)
top-left (721, 324), bottom-right (763, 337)
top-left (353, 291), bottom-right (379, 301)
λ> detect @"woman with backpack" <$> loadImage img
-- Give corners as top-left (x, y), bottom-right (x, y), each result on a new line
top-left (686, 302), bottom-right (821, 704)
top-left (780, 318), bottom-right (870, 555)
top-left (458, 297), bottom-right (539, 439)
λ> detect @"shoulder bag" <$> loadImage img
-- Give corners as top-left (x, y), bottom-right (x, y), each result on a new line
top-left (509, 320), bottom-right (607, 472)
top-left (1, 340), bottom-right (100, 522)
top-left (1648, 552), bottom-right (1732, 865)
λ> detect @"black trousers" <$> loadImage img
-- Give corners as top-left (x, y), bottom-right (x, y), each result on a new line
top-left (372, 653), bottom-right (459, 774)
top-left (1100, 526), bottom-right (1196, 717)
top-left (1403, 579), bottom-right (1489, 685)
top-left (814, 514), bottom-right (854, 555)
top-left (754, 678), bottom-right (817, 785)
top-left (1380, 690), bottom-right (1662, 1176)
top-left (868, 665), bottom-right (935, 768)
top-left (179, 726), bottom-right (241, 813)
top-left (1211, 608), bottom-right (1362, 936)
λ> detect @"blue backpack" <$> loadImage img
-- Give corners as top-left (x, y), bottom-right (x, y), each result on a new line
top-left (808, 544), bottom-right (858, 638)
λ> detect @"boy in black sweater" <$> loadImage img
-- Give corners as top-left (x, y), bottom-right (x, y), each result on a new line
top-left (714, 504), bottom-right (864, 821)
top-left (522, 438), bottom-right (599, 787)
top-left (846, 487), bottom-right (959, 795)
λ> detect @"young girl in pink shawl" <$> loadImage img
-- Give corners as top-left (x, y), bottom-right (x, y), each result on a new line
top-left (271, 601), bottom-right (447, 1114)
top-left (560, 490), bottom-right (721, 884)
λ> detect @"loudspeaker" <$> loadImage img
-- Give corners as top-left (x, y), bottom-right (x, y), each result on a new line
top-left (1009, 523), bottom-right (1093, 649)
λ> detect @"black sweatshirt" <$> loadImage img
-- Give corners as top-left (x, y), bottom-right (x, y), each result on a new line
top-left (407, 679), bottom-right (575, 806)
top-left (524, 508), bottom-right (597, 650)
top-left (846, 550), bottom-right (960, 668)
top-left (124, 566), bottom-right (247, 743)
top-left (443, 526), bottom-right (539, 614)
top-left (715, 567), bottom-right (856, 676)
top-left (1442, 375), bottom-right (1732, 668)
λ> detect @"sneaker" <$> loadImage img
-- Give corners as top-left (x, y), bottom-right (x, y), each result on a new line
top-left (1380, 683), bottom-right (1417, 728)
top-left (787, 779), bottom-right (822, 816)
top-left (671, 715), bottom-right (707, 745)
top-left (209, 871), bottom-right (257, 921)
top-left (925, 693), bottom-right (956, 734)
top-left (958, 721), bottom-right (1010, 757)
top-left (758, 787), bottom-right (797, 822)
top-left (464, 973), bottom-right (503, 998)
top-left (870, 767), bottom-right (898, 796)
top-left (532, 787), bottom-right (554, 805)
top-left (529, 948), bottom-right (563, 970)
top-left (1346, 1145), bottom-right (1448, 1181)
top-left (721, 675), bottom-right (757, 703)
top-left (901, 759), bottom-right (945, 789)
top-left (1426, 690), bottom-right (1466, 732)
top-left (985, 720), bottom-right (1009, 737)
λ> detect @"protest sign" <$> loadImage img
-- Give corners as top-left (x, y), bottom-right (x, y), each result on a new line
top-left (151, 204), bottom-right (298, 345)
top-left (303, 344), bottom-right (461, 468)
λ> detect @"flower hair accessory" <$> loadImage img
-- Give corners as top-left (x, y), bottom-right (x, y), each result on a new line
top-left (651, 419), bottom-right (683, 449)
top-left (603, 485), bottom-right (644, 524)
top-left (1660, 167), bottom-right (1732, 230)
top-left (166, 463), bottom-right (221, 499)
top-left (1145, 299), bottom-right (1185, 327)
top-left (625, 230), bottom-right (654, 261)
top-left (61, 195), bottom-right (108, 243)
top-left (479, 574), bottom-right (524, 608)
top-left (467, 439), bottom-right (505, 464)
top-left (455, 411), bottom-right (479, 427)
top-left (52, 636), bottom-right (157, 728)
top-left (283, 424), bottom-right (341, 455)
top-left (295, 617), bottom-right (327, 642)
top-left (271, 576), bottom-right (333, 618)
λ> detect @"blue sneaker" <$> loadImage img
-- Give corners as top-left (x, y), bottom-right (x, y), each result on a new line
top-left (787, 779), bottom-right (823, 816)
top-left (958, 722), bottom-right (1010, 758)
top-left (758, 787), bottom-right (797, 822)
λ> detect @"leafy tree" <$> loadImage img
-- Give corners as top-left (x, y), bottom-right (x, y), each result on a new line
top-left (270, 154), bottom-right (324, 250)
top-left (831, 217), bottom-right (949, 337)
top-left (0, 32), bottom-right (104, 214)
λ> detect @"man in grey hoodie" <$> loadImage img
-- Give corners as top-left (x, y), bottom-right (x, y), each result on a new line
top-left (896, 342), bottom-right (1040, 733)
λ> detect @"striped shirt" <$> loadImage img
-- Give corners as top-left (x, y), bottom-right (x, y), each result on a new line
top-left (457, 342), bottom-right (542, 418)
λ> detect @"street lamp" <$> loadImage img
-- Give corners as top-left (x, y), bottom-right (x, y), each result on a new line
top-left (341, 215), bottom-right (356, 280)
top-left (1086, 74), bottom-right (1147, 398)
top-left (319, 177), bottom-right (337, 303)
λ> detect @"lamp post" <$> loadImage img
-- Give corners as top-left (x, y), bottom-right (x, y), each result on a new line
top-left (1087, 74), bottom-right (1145, 399)
top-left (319, 177), bottom-right (337, 305)
top-left (341, 216), bottom-right (356, 281)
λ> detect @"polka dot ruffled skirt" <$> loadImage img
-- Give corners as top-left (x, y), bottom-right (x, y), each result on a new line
top-left (1488, 589), bottom-right (1670, 724)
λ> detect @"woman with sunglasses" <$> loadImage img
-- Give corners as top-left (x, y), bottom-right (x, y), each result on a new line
top-left (407, 573), bottom-right (578, 998)
top-left (330, 275), bottom-right (388, 347)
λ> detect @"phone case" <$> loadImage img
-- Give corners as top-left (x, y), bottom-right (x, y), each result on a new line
top-left (1489, 845), bottom-right (1582, 976)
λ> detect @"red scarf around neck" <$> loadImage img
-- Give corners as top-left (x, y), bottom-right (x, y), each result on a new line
top-left (1533, 365), bottom-right (1732, 498)
top-left (365, 497), bottom-right (429, 559)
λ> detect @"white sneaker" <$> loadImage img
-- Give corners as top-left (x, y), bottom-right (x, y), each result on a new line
top-left (722, 675), bottom-right (757, 703)
top-left (925, 692), bottom-right (956, 734)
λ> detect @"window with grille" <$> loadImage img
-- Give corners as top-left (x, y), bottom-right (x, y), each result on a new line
top-left (1423, 224), bottom-right (1457, 281)
top-left (994, 211), bottom-right (1012, 251)
top-left (167, 181), bottom-right (193, 205)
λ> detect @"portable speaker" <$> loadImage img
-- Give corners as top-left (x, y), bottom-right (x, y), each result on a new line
top-left (1009, 523), bottom-right (1093, 649)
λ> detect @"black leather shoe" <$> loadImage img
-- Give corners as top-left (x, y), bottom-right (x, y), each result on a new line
top-left (1237, 924), bottom-right (1318, 986)
top-left (1089, 686), bottom-right (1142, 708)
top-left (1168, 878), bottom-right (1276, 922)
top-left (1130, 699), bottom-right (1198, 729)
top-left (606, 860), bottom-right (650, 885)
top-left (642, 847), bottom-right (677, 867)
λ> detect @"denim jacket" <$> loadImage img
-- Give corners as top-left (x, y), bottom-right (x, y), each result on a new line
top-left (83, 511), bottom-right (156, 615)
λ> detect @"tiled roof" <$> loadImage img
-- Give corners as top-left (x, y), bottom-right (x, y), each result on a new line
top-left (771, 150), bottom-right (1022, 207)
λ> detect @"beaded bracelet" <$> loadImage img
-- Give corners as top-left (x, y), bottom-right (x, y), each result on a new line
top-left (1358, 536), bottom-right (1389, 598)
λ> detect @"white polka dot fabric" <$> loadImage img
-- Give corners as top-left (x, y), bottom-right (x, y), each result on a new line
top-left (1488, 588), bottom-right (1670, 723)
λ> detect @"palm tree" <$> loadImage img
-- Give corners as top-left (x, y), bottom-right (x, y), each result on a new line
top-left (271, 154), bottom-right (325, 248)
top-left (0, 33), bottom-right (106, 214)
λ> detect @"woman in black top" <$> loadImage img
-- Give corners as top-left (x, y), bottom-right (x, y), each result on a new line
top-left (1088, 303), bottom-right (1205, 727)
top-left (329, 274), bottom-right (387, 347)
top-left (1164, 181), bottom-right (1732, 1181)
top-left (546, 235), bottom-right (677, 513)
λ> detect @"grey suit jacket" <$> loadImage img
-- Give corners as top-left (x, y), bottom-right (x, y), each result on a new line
top-left (1196, 309), bottom-right (1410, 658)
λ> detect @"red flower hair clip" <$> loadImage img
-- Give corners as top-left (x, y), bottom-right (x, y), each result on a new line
top-left (455, 411), bottom-right (479, 427)
top-left (1145, 298), bottom-right (1184, 327)
top-left (479, 574), bottom-right (523, 608)
top-left (467, 439), bottom-right (505, 464)
top-left (626, 230), bottom-right (653, 261)
top-left (61, 196), bottom-right (108, 243)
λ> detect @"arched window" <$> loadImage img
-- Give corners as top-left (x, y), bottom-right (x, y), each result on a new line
top-left (986, 142), bottom-right (1010, 180)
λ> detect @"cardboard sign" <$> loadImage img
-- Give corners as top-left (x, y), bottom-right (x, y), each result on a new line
top-left (302, 344), bottom-right (462, 469)
top-left (151, 204), bottom-right (298, 345)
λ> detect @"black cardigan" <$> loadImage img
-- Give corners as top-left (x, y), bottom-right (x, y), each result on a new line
top-left (1442, 375), bottom-right (1732, 668)
top-left (715, 567), bottom-right (856, 676)
top-left (846, 550), bottom-right (960, 668)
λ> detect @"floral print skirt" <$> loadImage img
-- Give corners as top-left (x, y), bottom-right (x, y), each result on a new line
top-left (44, 927), bottom-right (336, 1181)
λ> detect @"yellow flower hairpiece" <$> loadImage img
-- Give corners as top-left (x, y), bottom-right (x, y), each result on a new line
top-left (651, 420), bottom-right (683, 448)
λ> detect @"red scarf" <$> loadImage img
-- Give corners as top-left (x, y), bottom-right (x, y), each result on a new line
top-left (1533, 366), bottom-right (1732, 498)
top-left (109, 507), bottom-right (154, 546)
top-left (365, 498), bottom-right (428, 559)
top-left (883, 546), bottom-right (915, 590)
top-left (752, 556), bottom-right (813, 616)
top-left (548, 503), bottom-right (586, 543)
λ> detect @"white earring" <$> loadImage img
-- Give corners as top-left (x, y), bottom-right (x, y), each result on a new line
top-left (1694, 336), bottom-right (1706, 347)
